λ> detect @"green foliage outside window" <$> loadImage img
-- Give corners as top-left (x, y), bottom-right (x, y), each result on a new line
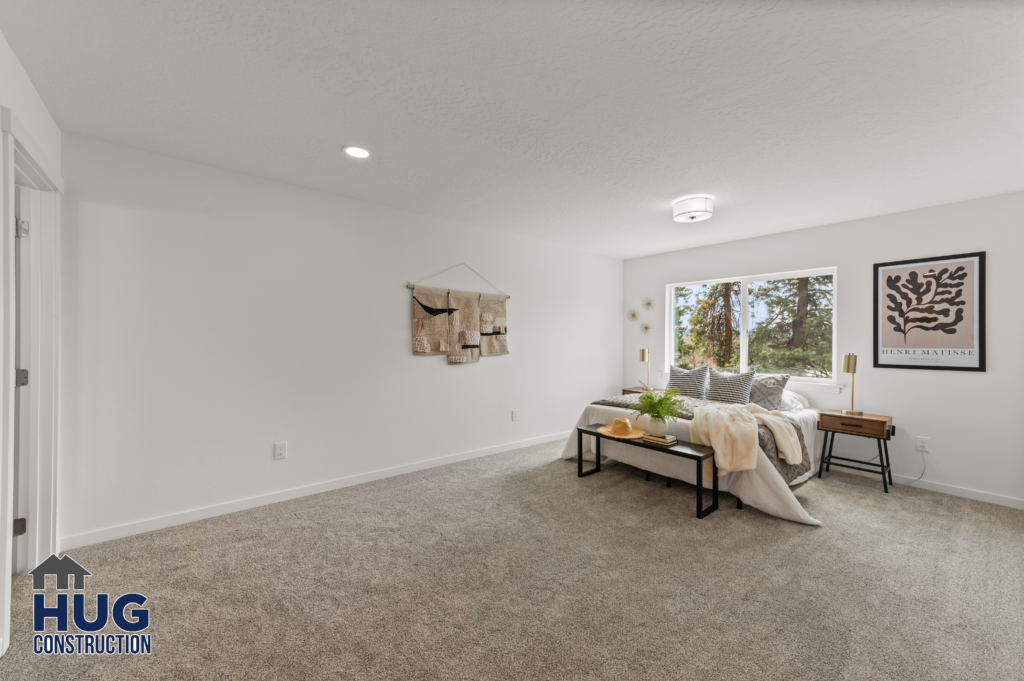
top-left (749, 275), bottom-right (833, 378)
top-left (674, 282), bottom-right (741, 371)
top-left (672, 275), bottom-right (833, 378)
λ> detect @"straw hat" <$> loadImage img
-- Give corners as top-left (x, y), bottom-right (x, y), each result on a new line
top-left (597, 417), bottom-right (646, 439)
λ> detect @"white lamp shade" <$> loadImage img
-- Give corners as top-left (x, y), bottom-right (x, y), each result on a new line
top-left (673, 196), bottom-right (714, 223)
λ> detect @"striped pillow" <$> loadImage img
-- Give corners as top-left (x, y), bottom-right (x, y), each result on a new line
top-left (707, 368), bottom-right (755, 404)
top-left (667, 365), bottom-right (709, 399)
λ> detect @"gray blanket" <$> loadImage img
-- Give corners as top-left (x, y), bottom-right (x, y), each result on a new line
top-left (591, 394), bottom-right (811, 484)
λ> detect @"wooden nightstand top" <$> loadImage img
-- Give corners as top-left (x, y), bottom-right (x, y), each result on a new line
top-left (622, 387), bottom-right (664, 395)
top-left (820, 410), bottom-right (892, 425)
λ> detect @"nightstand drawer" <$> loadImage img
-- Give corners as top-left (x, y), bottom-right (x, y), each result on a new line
top-left (819, 413), bottom-right (888, 438)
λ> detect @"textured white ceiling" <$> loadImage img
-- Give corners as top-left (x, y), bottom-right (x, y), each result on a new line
top-left (2, 1), bottom-right (1022, 258)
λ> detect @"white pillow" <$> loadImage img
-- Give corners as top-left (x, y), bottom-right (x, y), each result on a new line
top-left (780, 389), bottom-right (808, 412)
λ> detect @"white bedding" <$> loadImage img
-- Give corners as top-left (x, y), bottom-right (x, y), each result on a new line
top-left (560, 403), bottom-right (821, 525)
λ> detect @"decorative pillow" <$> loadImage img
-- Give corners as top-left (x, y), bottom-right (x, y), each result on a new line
top-left (779, 391), bottom-right (805, 413)
top-left (667, 365), bottom-right (709, 399)
top-left (707, 368), bottom-right (755, 404)
top-left (782, 389), bottom-right (810, 410)
top-left (749, 373), bottom-right (790, 411)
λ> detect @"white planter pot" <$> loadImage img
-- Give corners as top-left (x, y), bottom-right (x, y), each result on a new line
top-left (647, 417), bottom-right (667, 437)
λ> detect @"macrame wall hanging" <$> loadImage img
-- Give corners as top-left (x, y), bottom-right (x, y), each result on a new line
top-left (408, 264), bottom-right (509, 364)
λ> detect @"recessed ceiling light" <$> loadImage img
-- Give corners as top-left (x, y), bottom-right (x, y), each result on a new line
top-left (344, 146), bottom-right (370, 159)
top-left (672, 195), bottom-right (714, 223)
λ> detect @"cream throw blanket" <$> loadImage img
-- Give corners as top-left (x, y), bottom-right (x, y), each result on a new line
top-left (690, 403), bottom-right (802, 476)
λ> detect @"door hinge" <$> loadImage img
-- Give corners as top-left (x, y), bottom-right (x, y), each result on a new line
top-left (15, 369), bottom-right (28, 387)
top-left (13, 518), bottom-right (26, 536)
top-left (15, 219), bottom-right (28, 238)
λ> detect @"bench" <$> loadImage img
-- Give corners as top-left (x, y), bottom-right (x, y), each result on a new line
top-left (576, 423), bottom-right (724, 519)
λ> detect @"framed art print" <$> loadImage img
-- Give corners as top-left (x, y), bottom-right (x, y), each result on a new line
top-left (874, 252), bottom-right (985, 371)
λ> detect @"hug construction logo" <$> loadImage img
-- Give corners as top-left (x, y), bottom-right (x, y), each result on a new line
top-left (28, 554), bottom-right (152, 656)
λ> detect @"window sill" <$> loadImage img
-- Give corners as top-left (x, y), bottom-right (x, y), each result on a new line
top-left (787, 380), bottom-right (842, 394)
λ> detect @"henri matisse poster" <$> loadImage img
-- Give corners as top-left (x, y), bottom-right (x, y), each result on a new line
top-left (874, 252), bottom-right (985, 371)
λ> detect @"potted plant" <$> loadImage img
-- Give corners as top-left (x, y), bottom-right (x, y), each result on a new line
top-left (630, 385), bottom-right (681, 437)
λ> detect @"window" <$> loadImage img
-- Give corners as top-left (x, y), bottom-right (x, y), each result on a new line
top-left (669, 268), bottom-right (836, 381)
top-left (672, 281), bottom-right (742, 372)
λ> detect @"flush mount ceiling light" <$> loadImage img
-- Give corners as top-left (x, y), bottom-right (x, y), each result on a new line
top-left (344, 146), bottom-right (370, 159)
top-left (672, 195), bottom-right (714, 223)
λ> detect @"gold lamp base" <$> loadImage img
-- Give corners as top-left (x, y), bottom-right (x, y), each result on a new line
top-left (842, 354), bottom-right (862, 417)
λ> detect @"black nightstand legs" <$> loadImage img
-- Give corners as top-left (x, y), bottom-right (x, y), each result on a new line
top-left (885, 439), bottom-right (893, 485)
top-left (876, 439), bottom-right (888, 493)
top-left (817, 433), bottom-right (830, 479)
top-left (816, 427), bottom-right (895, 493)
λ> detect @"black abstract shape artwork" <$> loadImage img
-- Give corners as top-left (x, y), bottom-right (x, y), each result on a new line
top-left (885, 266), bottom-right (968, 344)
top-left (413, 297), bottom-right (457, 317)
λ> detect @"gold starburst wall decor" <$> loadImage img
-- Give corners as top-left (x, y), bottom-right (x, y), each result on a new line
top-left (627, 309), bottom-right (639, 322)
top-left (642, 297), bottom-right (654, 310)
top-left (639, 322), bottom-right (651, 335)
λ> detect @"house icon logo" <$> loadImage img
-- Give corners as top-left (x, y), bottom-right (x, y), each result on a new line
top-left (29, 554), bottom-right (92, 590)
top-left (29, 554), bottom-right (152, 656)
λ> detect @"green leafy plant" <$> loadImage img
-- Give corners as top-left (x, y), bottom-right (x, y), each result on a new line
top-left (630, 385), bottom-right (682, 424)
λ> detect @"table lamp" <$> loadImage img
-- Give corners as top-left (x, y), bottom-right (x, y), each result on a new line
top-left (842, 353), bottom-right (862, 416)
top-left (640, 348), bottom-right (650, 390)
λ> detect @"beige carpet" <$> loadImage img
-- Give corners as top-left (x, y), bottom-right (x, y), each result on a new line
top-left (2, 441), bottom-right (1022, 680)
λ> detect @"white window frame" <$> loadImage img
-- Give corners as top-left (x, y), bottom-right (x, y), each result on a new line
top-left (664, 266), bottom-right (838, 385)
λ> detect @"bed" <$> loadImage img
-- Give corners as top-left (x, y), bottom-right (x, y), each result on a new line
top-left (559, 390), bottom-right (822, 525)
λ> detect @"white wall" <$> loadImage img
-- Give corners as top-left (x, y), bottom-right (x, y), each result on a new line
top-left (624, 191), bottom-right (1024, 509)
top-left (60, 134), bottom-right (623, 549)
top-left (0, 26), bottom-right (60, 174)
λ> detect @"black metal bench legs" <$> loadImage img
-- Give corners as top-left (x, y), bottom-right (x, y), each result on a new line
top-left (577, 429), bottom-right (601, 477)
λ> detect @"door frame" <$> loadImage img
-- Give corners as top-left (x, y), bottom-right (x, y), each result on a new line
top-left (14, 185), bottom-right (62, 575)
top-left (0, 107), bottom-right (63, 657)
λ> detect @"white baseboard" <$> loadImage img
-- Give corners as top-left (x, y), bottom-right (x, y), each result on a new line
top-left (60, 431), bottom-right (571, 552)
top-left (832, 465), bottom-right (1024, 510)
top-left (889, 474), bottom-right (1024, 510)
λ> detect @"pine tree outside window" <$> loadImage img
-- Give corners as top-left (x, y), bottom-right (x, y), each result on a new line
top-left (668, 268), bottom-right (837, 382)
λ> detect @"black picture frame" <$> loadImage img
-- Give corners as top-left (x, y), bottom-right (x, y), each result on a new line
top-left (873, 252), bottom-right (985, 371)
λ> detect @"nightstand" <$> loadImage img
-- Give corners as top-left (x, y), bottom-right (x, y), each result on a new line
top-left (816, 410), bottom-right (895, 492)
top-left (622, 387), bottom-right (665, 395)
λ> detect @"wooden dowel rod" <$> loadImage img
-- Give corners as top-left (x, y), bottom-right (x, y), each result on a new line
top-left (406, 283), bottom-right (510, 298)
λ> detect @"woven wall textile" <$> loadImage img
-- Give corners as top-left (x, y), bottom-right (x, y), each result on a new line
top-left (411, 285), bottom-right (452, 356)
top-left (446, 290), bottom-right (481, 364)
top-left (479, 293), bottom-right (509, 356)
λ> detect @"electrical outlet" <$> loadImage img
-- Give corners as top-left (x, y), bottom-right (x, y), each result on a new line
top-left (273, 442), bottom-right (288, 460)
top-left (511, 410), bottom-right (518, 422)
top-left (914, 436), bottom-right (929, 453)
